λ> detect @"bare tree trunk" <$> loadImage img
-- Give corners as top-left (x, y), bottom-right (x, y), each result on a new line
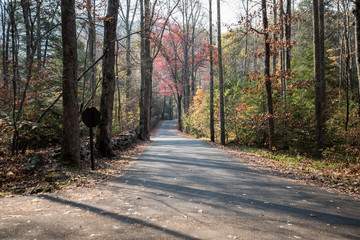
top-left (272, 0), bottom-right (277, 73)
top-left (182, 0), bottom-right (190, 121)
top-left (36, 0), bottom-right (42, 70)
top-left (217, 0), bottom-right (225, 145)
top-left (177, 94), bottom-right (183, 131)
top-left (61, 0), bottom-right (80, 166)
top-left (285, 0), bottom-right (291, 104)
top-left (87, 0), bottom-right (97, 106)
top-left (9, 0), bottom-right (19, 154)
top-left (1, 2), bottom-right (9, 90)
top-left (116, 42), bottom-right (121, 128)
top-left (262, 0), bottom-right (276, 150)
top-left (280, 0), bottom-right (286, 106)
top-left (139, 0), bottom-right (153, 140)
top-left (313, 0), bottom-right (326, 155)
top-left (343, 0), bottom-right (350, 133)
top-left (355, 0), bottom-right (360, 118)
top-left (244, 0), bottom-right (249, 77)
top-left (96, 0), bottom-right (119, 157)
top-left (209, 0), bottom-right (215, 142)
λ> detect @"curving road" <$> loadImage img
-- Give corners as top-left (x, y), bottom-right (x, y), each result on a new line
top-left (1, 120), bottom-right (360, 239)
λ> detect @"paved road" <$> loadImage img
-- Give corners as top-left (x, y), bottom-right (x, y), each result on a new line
top-left (1, 120), bottom-right (360, 239)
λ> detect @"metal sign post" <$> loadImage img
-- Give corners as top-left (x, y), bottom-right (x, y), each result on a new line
top-left (81, 107), bottom-right (101, 170)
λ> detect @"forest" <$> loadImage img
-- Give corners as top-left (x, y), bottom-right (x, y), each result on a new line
top-left (0, 0), bottom-right (359, 194)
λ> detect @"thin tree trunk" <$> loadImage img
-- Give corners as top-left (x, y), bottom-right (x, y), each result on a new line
top-left (9, 0), bottom-right (18, 154)
top-left (61, 0), bottom-right (80, 165)
top-left (284, 0), bottom-right (292, 105)
top-left (343, 0), bottom-right (350, 133)
top-left (116, 42), bottom-right (121, 128)
top-left (217, 0), bottom-right (225, 145)
top-left (87, 0), bottom-right (97, 106)
top-left (97, 0), bottom-right (119, 157)
top-left (262, 0), bottom-right (276, 150)
top-left (354, 0), bottom-right (360, 118)
top-left (177, 94), bottom-right (183, 131)
top-left (280, 0), bottom-right (286, 106)
top-left (2, 2), bottom-right (9, 90)
top-left (209, 0), bottom-right (215, 142)
top-left (36, 0), bottom-right (42, 70)
top-left (244, 0), bottom-right (249, 77)
top-left (272, 0), bottom-right (277, 73)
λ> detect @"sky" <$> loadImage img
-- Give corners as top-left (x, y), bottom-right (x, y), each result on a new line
top-left (220, 0), bottom-right (240, 26)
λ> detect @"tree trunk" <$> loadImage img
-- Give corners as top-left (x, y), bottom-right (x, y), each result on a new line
top-left (9, 1), bottom-right (19, 155)
top-left (1, 3), bottom-right (9, 90)
top-left (139, 0), bottom-right (152, 140)
top-left (61, 0), bottom-right (80, 166)
top-left (36, 0), bottom-right (42, 70)
top-left (354, 0), bottom-right (360, 119)
top-left (313, 0), bottom-right (326, 155)
top-left (280, 0), bottom-right (286, 106)
top-left (96, 0), bottom-right (119, 157)
top-left (87, 0), bottom-right (97, 106)
top-left (262, 0), bottom-right (276, 150)
top-left (272, 0), bottom-right (277, 73)
top-left (209, 0), bottom-right (215, 142)
top-left (285, 0), bottom-right (292, 105)
top-left (177, 94), bottom-right (183, 131)
top-left (217, 0), bottom-right (226, 145)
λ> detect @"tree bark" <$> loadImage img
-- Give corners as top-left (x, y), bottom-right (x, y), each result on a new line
top-left (313, 0), bottom-right (326, 155)
top-left (217, 0), bottom-right (226, 145)
top-left (87, 0), bottom-right (97, 106)
top-left (61, 0), bottom-right (80, 165)
top-left (284, 0), bottom-right (292, 105)
top-left (209, 0), bottom-right (215, 142)
top-left (139, 0), bottom-right (152, 140)
top-left (1, 2), bottom-right (9, 90)
top-left (262, 0), bottom-right (276, 150)
top-left (354, 0), bottom-right (360, 118)
top-left (96, 0), bottom-right (119, 157)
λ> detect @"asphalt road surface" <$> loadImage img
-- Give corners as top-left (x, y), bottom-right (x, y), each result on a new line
top-left (1, 120), bottom-right (360, 239)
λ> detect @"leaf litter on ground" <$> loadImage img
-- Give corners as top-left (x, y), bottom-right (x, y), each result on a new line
top-left (0, 137), bottom-right (149, 197)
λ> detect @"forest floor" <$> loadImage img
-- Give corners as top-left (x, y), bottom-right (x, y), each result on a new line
top-left (0, 121), bottom-right (164, 197)
top-left (0, 136), bottom-right (149, 197)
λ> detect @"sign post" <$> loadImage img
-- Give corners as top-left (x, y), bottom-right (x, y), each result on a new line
top-left (81, 107), bottom-right (101, 170)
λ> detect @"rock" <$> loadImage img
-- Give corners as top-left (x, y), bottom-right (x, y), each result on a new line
top-left (44, 171), bottom-right (70, 182)
top-left (24, 154), bottom-right (44, 171)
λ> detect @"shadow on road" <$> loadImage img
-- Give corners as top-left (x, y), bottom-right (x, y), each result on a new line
top-left (38, 194), bottom-right (200, 240)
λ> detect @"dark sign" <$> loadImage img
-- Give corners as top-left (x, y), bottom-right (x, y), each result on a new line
top-left (82, 107), bottom-right (101, 128)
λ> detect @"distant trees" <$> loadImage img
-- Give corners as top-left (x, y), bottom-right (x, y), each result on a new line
top-left (153, 20), bottom-right (208, 132)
